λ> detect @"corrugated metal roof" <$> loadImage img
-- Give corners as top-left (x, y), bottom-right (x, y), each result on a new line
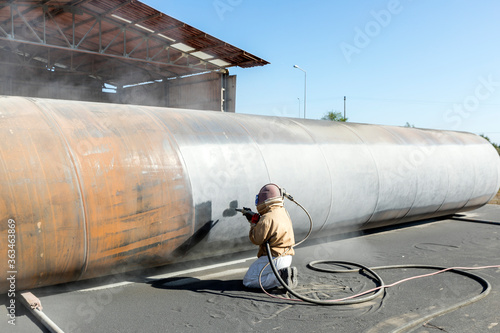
top-left (0, 0), bottom-right (269, 85)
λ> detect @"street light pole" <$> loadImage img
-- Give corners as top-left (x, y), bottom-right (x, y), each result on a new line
top-left (293, 65), bottom-right (306, 119)
top-left (344, 96), bottom-right (346, 120)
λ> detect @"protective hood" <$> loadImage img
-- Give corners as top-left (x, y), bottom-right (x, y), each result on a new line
top-left (256, 183), bottom-right (284, 215)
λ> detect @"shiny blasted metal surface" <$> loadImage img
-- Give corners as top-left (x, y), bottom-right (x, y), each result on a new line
top-left (0, 96), bottom-right (499, 292)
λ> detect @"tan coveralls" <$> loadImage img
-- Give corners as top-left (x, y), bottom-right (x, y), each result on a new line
top-left (243, 201), bottom-right (295, 288)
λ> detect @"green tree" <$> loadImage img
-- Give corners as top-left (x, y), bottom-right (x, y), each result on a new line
top-left (404, 122), bottom-right (415, 128)
top-left (321, 110), bottom-right (348, 122)
top-left (480, 134), bottom-right (500, 155)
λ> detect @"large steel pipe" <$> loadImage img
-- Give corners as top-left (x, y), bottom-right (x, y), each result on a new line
top-left (1, 96), bottom-right (499, 293)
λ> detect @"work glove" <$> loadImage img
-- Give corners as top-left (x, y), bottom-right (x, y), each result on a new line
top-left (242, 207), bottom-right (260, 224)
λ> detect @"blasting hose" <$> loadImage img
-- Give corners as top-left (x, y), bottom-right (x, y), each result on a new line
top-left (263, 191), bottom-right (495, 331)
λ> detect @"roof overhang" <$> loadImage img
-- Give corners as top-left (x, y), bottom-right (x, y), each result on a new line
top-left (0, 0), bottom-right (269, 86)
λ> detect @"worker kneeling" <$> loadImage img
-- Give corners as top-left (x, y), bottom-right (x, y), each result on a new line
top-left (242, 183), bottom-right (298, 289)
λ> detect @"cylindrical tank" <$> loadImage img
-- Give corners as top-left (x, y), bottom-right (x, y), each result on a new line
top-left (0, 96), bottom-right (499, 293)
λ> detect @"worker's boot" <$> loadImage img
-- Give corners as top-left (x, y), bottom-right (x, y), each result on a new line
top-left (279, 266), bottom-right (298, 288)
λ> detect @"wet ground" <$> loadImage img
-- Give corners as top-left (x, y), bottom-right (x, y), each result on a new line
top-left (2, 205), bottom-right (500, 333)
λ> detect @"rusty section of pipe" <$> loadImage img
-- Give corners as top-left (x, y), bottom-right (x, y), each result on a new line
top-left (0, 96), bottom-right (499, 293)
top-left (0, 97), bottom-right (193, 292)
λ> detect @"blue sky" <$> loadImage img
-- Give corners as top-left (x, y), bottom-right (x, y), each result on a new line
top-left (148, 0), bottom-right (500, 144)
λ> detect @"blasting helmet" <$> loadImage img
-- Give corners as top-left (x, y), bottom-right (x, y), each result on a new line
top-left (255, 183), bottom-right (283, 213)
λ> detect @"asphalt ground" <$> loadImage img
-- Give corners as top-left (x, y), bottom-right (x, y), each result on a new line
top-left (2, 205), bottom-right (500, 333)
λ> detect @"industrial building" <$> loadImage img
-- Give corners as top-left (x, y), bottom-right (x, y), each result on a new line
top-left (0, 0), bottom-right (269, 111)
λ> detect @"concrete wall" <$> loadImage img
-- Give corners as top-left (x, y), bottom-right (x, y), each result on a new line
top-left (119, 71), bottom-right (236, 112)
top-left (0, 61), bottom-right (235, 112)
top-left (0, 67), bottom-right (105, 102)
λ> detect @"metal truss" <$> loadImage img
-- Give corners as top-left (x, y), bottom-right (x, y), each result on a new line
top-left (0, 1), bottom-right (223, 84)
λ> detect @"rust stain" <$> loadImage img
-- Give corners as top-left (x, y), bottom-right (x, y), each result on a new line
top-left (0, 97), bottom-right (86, 292)
top-left (0, 97), bottom-right (193, 293)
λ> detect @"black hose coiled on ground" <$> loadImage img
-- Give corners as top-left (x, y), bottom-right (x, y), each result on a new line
top-left (264, 192), bottom-right (493, 332)
top-left (267, 242), bottom-right (491, 331)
